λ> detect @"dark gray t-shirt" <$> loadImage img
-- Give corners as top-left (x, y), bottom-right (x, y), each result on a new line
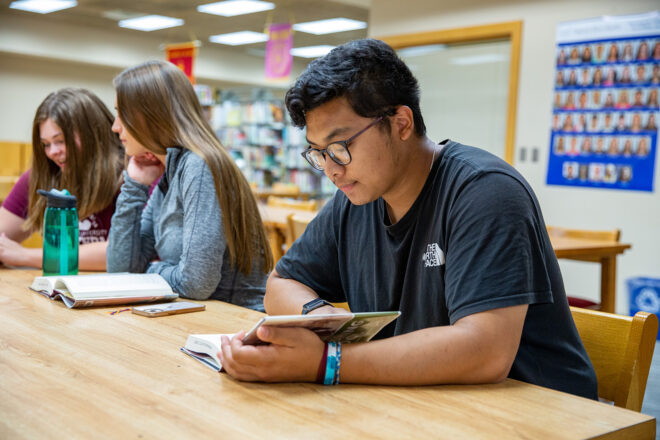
top-left (276, 140), bottom-right (598, 399)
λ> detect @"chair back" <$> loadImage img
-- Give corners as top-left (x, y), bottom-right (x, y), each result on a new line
top-left (272, 182), bottom-right (301, 198)
top-left (285, 213), bottom-right (312, 248)
top-left (267, 196), bottom-right (318, 212)
top-left (570, 306), bottom-right (658, 411)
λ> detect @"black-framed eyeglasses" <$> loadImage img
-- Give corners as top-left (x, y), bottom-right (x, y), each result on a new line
top-left (301, 116), bottom-right (383, 171)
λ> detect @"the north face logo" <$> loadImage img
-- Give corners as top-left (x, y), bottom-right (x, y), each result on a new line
top-left (423, 243), bottom-right (445, 267)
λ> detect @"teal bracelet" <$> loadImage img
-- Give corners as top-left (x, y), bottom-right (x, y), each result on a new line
top-left (324, 342), bottom-right (338, 385)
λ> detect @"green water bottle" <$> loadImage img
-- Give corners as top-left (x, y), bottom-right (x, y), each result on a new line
top-left (38, 189), bottom-right (79, 276)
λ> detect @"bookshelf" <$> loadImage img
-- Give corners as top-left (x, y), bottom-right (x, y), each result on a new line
top-left (207, 91), bottom-right (335, 200)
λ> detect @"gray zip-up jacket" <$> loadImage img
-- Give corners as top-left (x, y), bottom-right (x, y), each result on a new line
top-left (107, 147), bottom-right (267, 311)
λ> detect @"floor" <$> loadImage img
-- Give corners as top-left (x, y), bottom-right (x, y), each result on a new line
top-left (642, 341), bottom-right (660, 440)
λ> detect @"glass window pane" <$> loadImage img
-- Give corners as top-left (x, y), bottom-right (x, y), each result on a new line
top-left (398, 40), bottom-right (510, 159)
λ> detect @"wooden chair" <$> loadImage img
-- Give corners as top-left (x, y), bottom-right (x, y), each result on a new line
top-left (547, 226), bottom-right (621, 309)
top-left (272, 182), bottom-right (300, 197)
top-left (267, 196), bottom-right (318, 212)
top-left (286, 213), bottom-right (350, 312)
top-left (571, 306), bottom-right (658, 411)
top-left (0, 141), bottom-right (31, 203)
top-left (285, 213), bottom-right (312, 249)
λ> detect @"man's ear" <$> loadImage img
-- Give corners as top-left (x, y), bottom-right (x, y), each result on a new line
top-left (391, 105), bottom-right (415, 141)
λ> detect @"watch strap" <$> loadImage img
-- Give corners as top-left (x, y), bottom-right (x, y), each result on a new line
top-left (302, 298), bottom-right (334, 315)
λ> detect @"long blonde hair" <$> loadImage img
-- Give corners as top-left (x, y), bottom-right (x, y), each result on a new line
top-left (27, 88), bottom-right (124, 232)
top-left (113, 60), bottom-right (273, 275)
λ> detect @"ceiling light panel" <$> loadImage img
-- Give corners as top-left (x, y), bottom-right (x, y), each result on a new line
top-left (290, 45), bottom-right (336, 58)
top-left (118, 15), bottom-right (184, 32)
top-left (209, 31), bottom-right (269, 46)
top-left (9, 0), bottom-right (77, 14)
top-left (198, 1), bottom-right (275, 17)
top-left (292, 18), bottom-right (366, 35)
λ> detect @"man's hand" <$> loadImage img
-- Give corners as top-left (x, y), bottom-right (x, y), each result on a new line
top-left (127, 153), bottom-right (164, 186)
top-left (219, 326), bottom-right (325, 383)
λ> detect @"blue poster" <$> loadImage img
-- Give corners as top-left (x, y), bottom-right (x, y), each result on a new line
top-left (547, 11), bottom-right (660, 192)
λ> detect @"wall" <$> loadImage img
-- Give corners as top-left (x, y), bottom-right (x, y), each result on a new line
top-left (370, 0), bottom-right (660, 314)
top-left (0, 12), bottom-right (308, 143)
top-left (0, 53), bottom-right (119, 142)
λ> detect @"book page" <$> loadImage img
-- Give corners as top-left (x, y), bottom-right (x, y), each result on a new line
top-left (327, 312), bottom-right (400, 343)
top-left (56, 273), bottom-right (173, 299)
top-left (183, 334), bottom-right (237, 371)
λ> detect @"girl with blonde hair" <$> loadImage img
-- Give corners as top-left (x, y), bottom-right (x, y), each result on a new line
top-left (108, 60), bottom-right (272, 310)
top-left (0, 88), bottom-right (124, 269)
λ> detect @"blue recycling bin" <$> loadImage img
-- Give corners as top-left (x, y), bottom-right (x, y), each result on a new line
top-left (627, 277), bottom-right (660, 340)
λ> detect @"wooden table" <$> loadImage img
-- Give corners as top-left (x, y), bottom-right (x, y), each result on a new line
top-left (259, 204), bottom-right (317, 261)
top-left (550, 235), bottom-right (631, 313)
top-left (0, 269), bottom-right (655, 439)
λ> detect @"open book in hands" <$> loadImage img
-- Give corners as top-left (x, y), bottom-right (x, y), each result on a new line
top-left (181, 311), bottom-right (401, 372)
top-left (29, 273), bottom-right (178, 308)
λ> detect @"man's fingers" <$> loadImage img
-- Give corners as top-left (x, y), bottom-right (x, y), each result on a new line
top-left (256, 326), bottom-right (318, 347)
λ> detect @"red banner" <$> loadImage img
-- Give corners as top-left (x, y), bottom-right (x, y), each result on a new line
top-left (166, 42), bottom-right (197, 83)
top-left (265, 23), bottom-right (293, 80)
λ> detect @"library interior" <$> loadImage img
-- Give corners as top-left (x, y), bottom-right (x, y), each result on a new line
top-left (1, 0), bottom-right (659, 438)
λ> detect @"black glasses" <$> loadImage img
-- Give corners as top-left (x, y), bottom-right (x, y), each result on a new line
top-left (301, 116), bottom-right (383, 171)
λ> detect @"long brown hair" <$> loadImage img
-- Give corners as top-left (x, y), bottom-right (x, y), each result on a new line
top-left (27, 88), bottom-right (124, 232)
top-left (113, 60), bottom-right (273, 274)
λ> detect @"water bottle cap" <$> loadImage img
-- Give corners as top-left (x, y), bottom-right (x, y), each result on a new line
top-left (37, 188), bottom-right (77, 208)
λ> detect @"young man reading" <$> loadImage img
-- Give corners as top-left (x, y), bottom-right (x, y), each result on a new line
top-left (220, 39), bottom-right (598, 399)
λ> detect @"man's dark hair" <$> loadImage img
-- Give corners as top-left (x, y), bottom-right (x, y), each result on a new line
top-left (285, 38), bottom-right (426, 137)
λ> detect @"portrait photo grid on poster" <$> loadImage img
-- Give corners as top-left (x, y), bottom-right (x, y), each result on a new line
top-left (547, 26), bottom-right (659, 192)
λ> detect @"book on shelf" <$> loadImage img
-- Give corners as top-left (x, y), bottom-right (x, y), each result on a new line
top-left (29, 273), bottom-right (178, 309)
top-left (181, 311), bottom-right (400, 372)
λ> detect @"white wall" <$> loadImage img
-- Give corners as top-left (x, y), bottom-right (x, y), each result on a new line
top-left (0, 53), bottom-right (121, 142)
top-left (370, 0), bottom-right (660, 314)
top-left (0, 12), bottom-right (308, 142)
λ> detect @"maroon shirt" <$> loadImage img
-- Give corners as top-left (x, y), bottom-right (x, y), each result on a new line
top-left (2, 170), bottom-right (116, 244)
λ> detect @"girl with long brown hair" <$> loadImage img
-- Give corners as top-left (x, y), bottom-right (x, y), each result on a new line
top-left (107, 60), bottom-right (272, 311)
top-left (0, 88), bottom-right (124, 269)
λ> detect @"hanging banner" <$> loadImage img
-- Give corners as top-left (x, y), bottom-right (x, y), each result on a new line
top-left (165, 42), bottom-right (197, 83)
top-left (265, 23), bottom-right (293, 80)
top-left (546, 11), bottom-right (660, 192)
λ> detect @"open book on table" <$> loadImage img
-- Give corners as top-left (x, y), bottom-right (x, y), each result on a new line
top-left (29, 273), bottom-right (178, 308)
top-left (181, 311), bottom-right (400, 372)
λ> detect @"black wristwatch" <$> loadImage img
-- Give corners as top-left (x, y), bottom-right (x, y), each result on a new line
top-left (301, 298), bottom-right (334, 315)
